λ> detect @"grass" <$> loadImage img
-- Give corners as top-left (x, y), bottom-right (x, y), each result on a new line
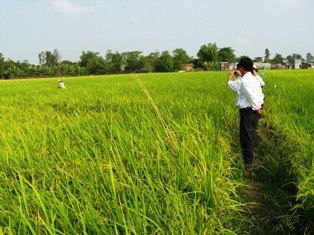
top-left (0, 70), bottom-right (313, 234)
top-left (0, 73), bottom-right (240, 234)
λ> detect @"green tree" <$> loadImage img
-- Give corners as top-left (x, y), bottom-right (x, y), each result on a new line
top-left (80, 51), bottom-right (109, 75)
top-left (264, 48), bottom-right (270, 62)
top-left (145, 51), bottom-right (160, 72)
top-left (27, 64), bottom-right (39, 77)
top-left (287, 53), bottom-right (303, 60)
top-left (271, 53), bottom-right (284, 64)
top-left (3, 59), bottom-right (17, 79)
top-left (0, 53), bottom-right (4, 77)
top-left (45, 51), bottom-right (57, 67)
top-left (254, 57), bottom-right (264, 62)
top-left (122, 51), bottom-right (143, 73)
top-left (218, 47), bottom-right (236, 63)
top-left (105, 50), bottom-right (125, 74)
top-left (172, 48), bottom-right (191, 71)
top-left (306, 53), bottom-right (314, 62)
top-left (202, 61), bottom-right (220, 71)
top-left (15, 60), bottom-right (32, 78)
top-left (58, 60), bottom-right (78, 76)
top-left (39, 50), bottom-right (61, 67)
top-left (197, 43), bottom-right (219, 70)
top-left (138, 55), bottom-right (151, 73)
top-left (38, 51), bottom-right (46, 66)
top-left (154, 51), bottom-right (174, 72)
top-left (53, 49), bottom-right (61, 64)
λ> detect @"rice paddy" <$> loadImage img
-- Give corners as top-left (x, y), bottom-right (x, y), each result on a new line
top-left (0, 70), bottom-right (313, 234)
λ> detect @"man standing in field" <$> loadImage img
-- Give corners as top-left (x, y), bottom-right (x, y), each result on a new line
top-left (233, 57), bottom-right (264, 166)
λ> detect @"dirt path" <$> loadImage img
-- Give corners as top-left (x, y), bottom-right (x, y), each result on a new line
top-left (239, 172), bottom-right (296, 234)
top-left (237, 138), bottom-right (300, 234)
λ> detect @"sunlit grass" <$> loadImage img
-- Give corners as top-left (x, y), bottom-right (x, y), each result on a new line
top-left (0, 70), bottom-right (313, 234)
top-left (0, 73), bottom-right (241, 234)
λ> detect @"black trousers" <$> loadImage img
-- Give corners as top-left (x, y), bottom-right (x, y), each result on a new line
top-left (239, 108), bottom-right (260, 165)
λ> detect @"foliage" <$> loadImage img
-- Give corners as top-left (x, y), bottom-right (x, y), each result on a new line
top-left (264, 48), bottom-right (271, 62)
top-left (1, 44), bottom-right (313, 78)
top-left (122, 51), bottom-right (144, 73)
top-left (154, 51), bottom-right (174, 72)
top-left (218, 47), bottom-right (236, 63)
top-left (172, 48), bottom-right (192, 71)
top-left (254, 57), bottom-right (264, 62)
top-left (197, 43), bottom-right (219, 70)
top-left (39, 49), bottom-right (61, 67)
top-left (79, 51), bottom-right (109, 75)
top-left (306, 53), bottom-right (313, 62)
top-left (287, 53), bottom-right (304, 60)
top-left (271, 53), bottom-right (284, 64)
top-left (0, 53), bottom-right (4, 77)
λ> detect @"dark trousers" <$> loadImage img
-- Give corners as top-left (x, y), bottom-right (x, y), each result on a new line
top-left (239, 108), bottom-right (260, 165)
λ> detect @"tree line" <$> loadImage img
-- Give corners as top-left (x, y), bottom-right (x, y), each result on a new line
top-left (1, 43), bottom-right (313, 79)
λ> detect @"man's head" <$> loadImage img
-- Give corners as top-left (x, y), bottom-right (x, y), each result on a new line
top-left (237, 57), bottom-right (253, 73)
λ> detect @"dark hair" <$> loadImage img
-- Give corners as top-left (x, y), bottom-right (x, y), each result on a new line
top-left (237, 56), bottom-right (253, 72)
top-left (234, 71), bottom-right (239, 76)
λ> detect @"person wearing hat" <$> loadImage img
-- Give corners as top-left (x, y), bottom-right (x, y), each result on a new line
top-left (235, 57), bottom-right (264, 167)
top-left (252, 65), bottom-right (265, 88)
top-left (58, 80), bottom-right (66, 89)
top-left (252, 65), bottom-right (265, 112)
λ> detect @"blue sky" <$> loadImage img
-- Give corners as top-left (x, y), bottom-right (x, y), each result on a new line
top-left (0, 0), bottom-right (313, 64)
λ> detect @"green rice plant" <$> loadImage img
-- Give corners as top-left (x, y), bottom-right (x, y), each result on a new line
top-left (1, 69), bottom-right (313, 234)
top-left (0, 73), bottom-right (242, 234)
top-left (257, 69), bottom-right (314, 233)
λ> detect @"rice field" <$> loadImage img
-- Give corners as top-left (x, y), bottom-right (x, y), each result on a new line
top-left (0, 70), bottom-right (313, 234)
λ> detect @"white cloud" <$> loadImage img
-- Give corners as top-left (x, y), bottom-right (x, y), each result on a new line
top-left (51, 0), bottom-right (95, 14)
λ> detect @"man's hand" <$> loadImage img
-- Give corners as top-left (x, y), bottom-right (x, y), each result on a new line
top-left (256, 108), bottom-right (263, 115)
top-left (228, 71), bottom-right (234, 81)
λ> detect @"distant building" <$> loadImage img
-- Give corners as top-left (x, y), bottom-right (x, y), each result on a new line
top-left (252, 62), bottom-right (272, 70)
top-left (220, 62), bottom-right (236, 71)
top-left (288, 58), bottom-right (302, 69)
top-left (220, 62), bottom-right (229, 70)
top-left (308, 62), bottom-right (314, 68)
top-left (301, 61), bottom-right (314, 69)
top-left (220, 62), bottom-right (271, 71)
top-left (181, 64), bottom-right (194, 71)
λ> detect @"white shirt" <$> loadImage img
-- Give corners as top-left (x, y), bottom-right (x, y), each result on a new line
top-left (228, 76), bottom-right (241, 93)
top-left (255, 74), bottom-right (265, 87)
top-left (237, 72), bottom-right (264, 110)
top-left (58, 82), bottom-right (65, 89)
top-left (228, 76), bottom-right (241, 105)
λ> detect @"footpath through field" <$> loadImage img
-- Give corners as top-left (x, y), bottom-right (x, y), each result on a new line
top-left (237, 120), bottom-right (301, 234)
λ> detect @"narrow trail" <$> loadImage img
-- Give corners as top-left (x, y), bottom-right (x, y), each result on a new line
top-left (239, 163), bottom-right (297, 234)
top-left (237, 122), bottom-right (300, 234)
